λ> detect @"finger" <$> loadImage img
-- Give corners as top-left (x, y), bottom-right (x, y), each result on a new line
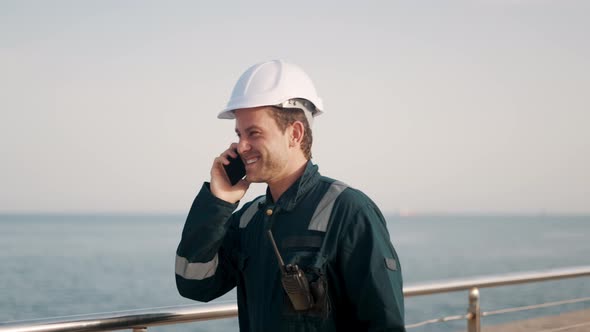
top-left (211, 160), bottom-right (230, 183)
top-left (220, 144), bottom-right (238, 159)
top-left (215, 156), bottom-right (230, 166)
top-left (227, 143), bottom-right (239, 157)
top-left (224, 143), bottom-right (238, 158)
top-left (225, 148), bottom-right (238, 159)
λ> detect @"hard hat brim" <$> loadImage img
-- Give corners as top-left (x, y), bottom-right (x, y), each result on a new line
top-left (218, 98), bottom-right (323, 119)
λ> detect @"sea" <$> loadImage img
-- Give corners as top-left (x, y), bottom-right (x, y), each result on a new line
top-left (1, 214), bottom-right (589, 332)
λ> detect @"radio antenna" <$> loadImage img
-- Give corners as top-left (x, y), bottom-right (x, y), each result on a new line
top-left (267, 230), bottom-right (286, 270)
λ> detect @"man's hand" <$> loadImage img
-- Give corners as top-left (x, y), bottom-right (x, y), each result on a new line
top-left (210, 143), bottom-right (250, 204)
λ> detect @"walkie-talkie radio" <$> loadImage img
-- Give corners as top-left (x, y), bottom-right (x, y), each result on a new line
top-left (267, 230), bottom-right (314, 311)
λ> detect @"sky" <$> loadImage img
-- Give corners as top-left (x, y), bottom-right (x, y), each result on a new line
top-left (1, 0), bottom-right (588, 214)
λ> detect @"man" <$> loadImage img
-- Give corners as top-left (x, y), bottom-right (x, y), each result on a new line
top-left (176, 59), bottom-right (405, 331)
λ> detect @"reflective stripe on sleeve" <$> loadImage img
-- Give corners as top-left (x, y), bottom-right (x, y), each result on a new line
top-left (175, 254), bottom-right (218, 280)
top-left (308, 180), bottom-right (348, 232)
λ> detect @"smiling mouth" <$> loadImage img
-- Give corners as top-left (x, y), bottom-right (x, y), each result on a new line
top-left (245, 157), bottom-right (259, 165)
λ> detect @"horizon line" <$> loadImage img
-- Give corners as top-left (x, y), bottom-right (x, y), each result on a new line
top-left (1, 210), bottom-right (589, 217)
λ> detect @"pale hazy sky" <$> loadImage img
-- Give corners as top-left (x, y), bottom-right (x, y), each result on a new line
top-left (1, 1), bottom-right (588, 214)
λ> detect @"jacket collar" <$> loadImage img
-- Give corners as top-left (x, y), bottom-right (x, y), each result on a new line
top-left (264, 161), bottom-right (320, 212)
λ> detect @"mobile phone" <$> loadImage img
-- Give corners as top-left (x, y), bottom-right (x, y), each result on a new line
top-left (223, 151), bottom-right (246, 185)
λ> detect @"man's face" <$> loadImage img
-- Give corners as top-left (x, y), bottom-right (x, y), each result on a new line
top-left (234, 107), bottom-right (291, 184)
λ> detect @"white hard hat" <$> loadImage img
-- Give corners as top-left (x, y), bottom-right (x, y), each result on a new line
top-left (218, 60), bottom-right (324, 123)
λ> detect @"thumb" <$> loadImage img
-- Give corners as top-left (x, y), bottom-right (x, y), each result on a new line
top-left (235, 178), bottom-right (251, 192)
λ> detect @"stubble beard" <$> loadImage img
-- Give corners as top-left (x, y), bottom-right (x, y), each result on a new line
top-left (246, 154), bottom-right (286, 184)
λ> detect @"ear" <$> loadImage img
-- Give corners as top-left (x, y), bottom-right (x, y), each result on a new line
top-left (289, 121), bottom-right (305, 147)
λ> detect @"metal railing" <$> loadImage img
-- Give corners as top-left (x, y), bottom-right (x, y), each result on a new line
top-left (1, 265), bottom-right (589, 332)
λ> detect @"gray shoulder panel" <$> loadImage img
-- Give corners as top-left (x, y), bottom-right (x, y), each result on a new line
top-left (239, 196), bottom-right (265, 228)
top-left (308, 180), bottom-right (349, 232)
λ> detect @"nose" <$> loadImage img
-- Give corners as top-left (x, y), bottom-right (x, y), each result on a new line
top-left (237, 138), bottom-right (251, 155)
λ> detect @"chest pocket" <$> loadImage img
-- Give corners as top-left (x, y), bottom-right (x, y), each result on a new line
top-left (281, 246), bottom-right (330, 319)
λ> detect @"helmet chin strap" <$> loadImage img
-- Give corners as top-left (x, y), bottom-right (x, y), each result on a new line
top-left (303, 109), bottom-right (314, 127)
top-left (298, 108), bottom-right (314, 127)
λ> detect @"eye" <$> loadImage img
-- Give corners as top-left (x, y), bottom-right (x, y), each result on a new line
top-left (249, 131), bottom-right (261, 137)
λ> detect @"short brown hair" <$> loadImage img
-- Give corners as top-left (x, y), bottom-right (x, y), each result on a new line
top-left (269, 107), bottom-right (313, 160)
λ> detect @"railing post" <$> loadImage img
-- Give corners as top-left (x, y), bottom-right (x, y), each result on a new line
top-left (467, 287), bottom-right (481, 332)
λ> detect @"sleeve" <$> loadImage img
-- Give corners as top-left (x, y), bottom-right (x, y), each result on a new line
top-left (175, 182), bottom-right (241, 302)
top-left (338, 202), bottom-right (406, 331)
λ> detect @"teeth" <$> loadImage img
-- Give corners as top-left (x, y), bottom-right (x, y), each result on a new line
top-left (246, 158), bottom-right (258, 165)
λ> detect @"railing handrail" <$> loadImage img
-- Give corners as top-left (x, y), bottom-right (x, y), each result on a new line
top-left (403, 265), bottom-right (590, 296)
top-left (0, 303), bottom-right (239, 332)
top-left (1, 265), bottom-right (589, 332)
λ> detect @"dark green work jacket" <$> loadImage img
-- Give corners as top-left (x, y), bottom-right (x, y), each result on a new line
top-left (176, 162), bottom-right (405, 331)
